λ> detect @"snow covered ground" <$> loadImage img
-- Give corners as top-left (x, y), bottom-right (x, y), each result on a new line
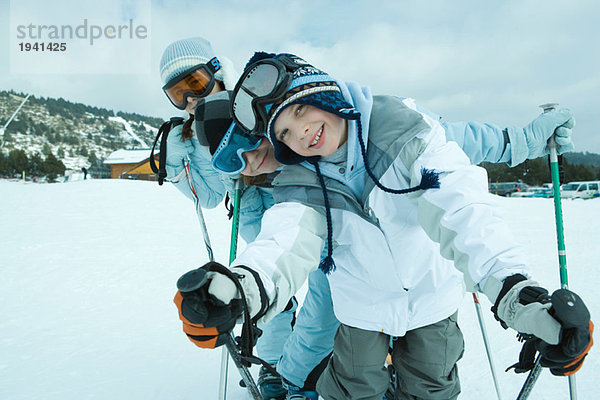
top-left (1, 179), bottom-right (598, 399)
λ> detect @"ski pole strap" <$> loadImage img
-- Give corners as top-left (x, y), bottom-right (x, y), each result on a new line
top-left (507, 285), bottom-right (552, 373)
top-left (207, 263), bottom-right (269, 369)
top-left (224, 192), bottom-right (234, 220)
top-left (240, 354), bottom-right (280, 377)
top-left (235, 265), bottom-right (270, 323)
top-left (548, 155), bottom-right (566, 185)
top-left (506, 337), bottom-right (541, 374)
top-left (150, 117), bottom-right (184, 185)
top-left (149, 121), bottom-right (168, 175)
top-left (223, 334), bottom-right (264, 399)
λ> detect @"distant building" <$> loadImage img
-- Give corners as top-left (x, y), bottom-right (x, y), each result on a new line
top-left (103, 148), bottom-right (159, 180)
top-left (87, 164), bottom-right (112, 179)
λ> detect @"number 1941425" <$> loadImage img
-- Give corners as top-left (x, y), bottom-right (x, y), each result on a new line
top-left (19, 42), bottom-right (66, 51)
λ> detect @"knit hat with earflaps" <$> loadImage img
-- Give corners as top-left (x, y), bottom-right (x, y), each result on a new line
top-left (243, 52), bottom-right (441, 274)
top-left (252, 51), bottom-right (441, 196)
top-left (242, 52), bottom-right (360, 166)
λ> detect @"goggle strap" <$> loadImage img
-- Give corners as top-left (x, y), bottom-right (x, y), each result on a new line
top-left (207, 57), bottom-right (221, 74)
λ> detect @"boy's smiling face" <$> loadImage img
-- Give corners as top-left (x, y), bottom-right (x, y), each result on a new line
top-left (272, 104), bottom-right (348, 157)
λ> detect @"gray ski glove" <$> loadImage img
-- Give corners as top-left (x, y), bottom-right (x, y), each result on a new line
top-left (506, 108), bottom-right (574, 166)
top-left (495, 279), bottom-right (562, 344)
top-left (494, 275), bottom-right (594, 376)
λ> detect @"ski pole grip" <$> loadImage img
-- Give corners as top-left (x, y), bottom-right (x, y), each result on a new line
top-left (539, 103), bottom-right (559, 150)
top-left (550, 289), bottom-right (590, 329)
top-left (177, 267), bottom-right (209, 293)
top-left (540, 103), bottom-right (558, 113)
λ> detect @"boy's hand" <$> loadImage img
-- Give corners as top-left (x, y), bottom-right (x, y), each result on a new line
top-left (174, 263), bottom-right (243, 349)
top-left (495, 277), bottom-right (593, 376)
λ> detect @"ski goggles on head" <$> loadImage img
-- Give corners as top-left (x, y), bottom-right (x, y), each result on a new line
top-left (162, 57), bottom-right (221, 110)
top-left (212, 122), bottom-right (262, 175)
top-left (231, 55), bottom-right (308, 135)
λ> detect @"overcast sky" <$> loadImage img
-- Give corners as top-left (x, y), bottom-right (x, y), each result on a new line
top-left (1, 0), bottom-right (599, 153)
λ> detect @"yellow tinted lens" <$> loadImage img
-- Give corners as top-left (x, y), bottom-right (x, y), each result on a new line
top-left (165, 68), bottom-right (212, 108)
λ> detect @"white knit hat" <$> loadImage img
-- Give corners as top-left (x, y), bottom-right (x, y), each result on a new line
top-left (159, 37), bottom-right (238, 89)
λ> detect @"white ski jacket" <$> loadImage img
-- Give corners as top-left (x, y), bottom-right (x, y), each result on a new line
top-left (232, 95), bottom-right (531, 335)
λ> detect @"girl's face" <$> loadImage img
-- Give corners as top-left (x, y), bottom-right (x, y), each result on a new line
top-left (272, 104), bottom-right (347, 158)
top-left (241, 138), bottom-right (282, 176)
top-left (184, 84), bottom-right (223, 114)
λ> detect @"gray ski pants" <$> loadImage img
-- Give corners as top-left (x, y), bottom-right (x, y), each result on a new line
top-left (316, 313), bottom-right (464, 400)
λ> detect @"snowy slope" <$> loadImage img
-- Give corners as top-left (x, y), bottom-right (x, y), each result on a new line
top-left (0, 180), bottom-right (598, 399)
top-left (109, 116), bottom-right (149, 148)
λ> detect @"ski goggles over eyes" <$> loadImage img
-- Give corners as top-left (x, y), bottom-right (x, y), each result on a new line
top-left (162, 57), bottom-right (221, 110)
top-left (212, 122), bottom-right (262, 175)
top-left (231, 55), bottom-right (308, 135)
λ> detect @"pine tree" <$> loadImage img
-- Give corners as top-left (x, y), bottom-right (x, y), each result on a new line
top-left (88, 150), bottom-right (98, 166)
top-left (6, 118), bottom-right (28, 134)
top-left (40, 153), bottom-right (66, 181)
top-left (28, 153), bottom-right (44, 176)
top-left (42, 143), bottom-right (53, 156)
top-left (0, 151), bottom-right (7, 175)
top-left (2, 129), bottom-right (12, 144)
top-left (8, 149), bottom-right (29, 175)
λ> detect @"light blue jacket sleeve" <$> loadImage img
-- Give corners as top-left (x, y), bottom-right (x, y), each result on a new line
top-left (166, 125), bottom-right (226, 209)
top-left (442, 121), bottom-right (511, 165)
top-left (415, 105), bottom-right (512, 165)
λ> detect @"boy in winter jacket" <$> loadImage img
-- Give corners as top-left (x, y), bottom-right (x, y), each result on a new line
top-left (171, 50), bottom-right (591, 399)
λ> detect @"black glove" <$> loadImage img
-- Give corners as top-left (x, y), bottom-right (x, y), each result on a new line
top-left (500, 282), bottom-right (594, 377)
top-left (173, 262), bottom-right (243, 348)
top-left (536, 289), bottom-right (594, 376)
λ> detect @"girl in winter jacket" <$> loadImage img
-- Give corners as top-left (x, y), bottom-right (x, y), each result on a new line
top-left (159, 38), bottom-right (298, 399)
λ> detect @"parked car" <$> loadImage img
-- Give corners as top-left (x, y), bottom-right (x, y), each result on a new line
top-left (560, 181), bottom-right (600, 199)
top-left (489, 182), bottom-right (529, 197)
top-left (517, 187), bottom-right (553, 198)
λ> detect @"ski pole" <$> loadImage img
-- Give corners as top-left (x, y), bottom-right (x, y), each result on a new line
top-left (183, 167), bottom-right (261, 399)
top-left (219, 178), bottom-right (264, 400)
top-left (218, 178), bottom-right (241, 400)
top-left (540, 103), bottom-right (570, 291)
top-left (472, 293), bottom-right (503, 400)
top-left (543, 103), bottom-right (577, 399)
top-left (224, 334), bottom-right (262, 399)
top-left (516, 103), bottom-right (577, 400)
top-left (228, 178), bottom-right (242, 263)
top-left (184, 162), bottom-right (214, 262)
